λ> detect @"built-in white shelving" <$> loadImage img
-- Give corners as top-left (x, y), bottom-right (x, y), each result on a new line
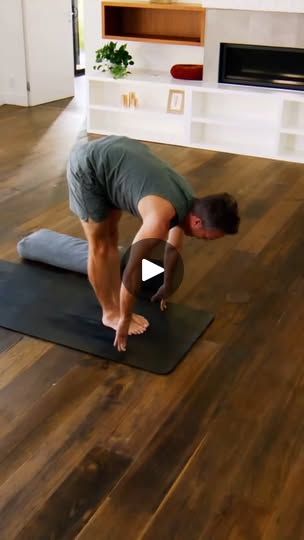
top-left (87, 70), bottom-right (304, 163)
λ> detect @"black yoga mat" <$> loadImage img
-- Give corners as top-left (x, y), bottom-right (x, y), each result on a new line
top-left (0, 260), bottom-right (214, 374)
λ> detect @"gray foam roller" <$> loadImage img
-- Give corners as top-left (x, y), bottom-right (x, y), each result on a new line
top-left (17, 229), bottom-right (125, 274)
top-left (17, 229), bottom-right (89, 274)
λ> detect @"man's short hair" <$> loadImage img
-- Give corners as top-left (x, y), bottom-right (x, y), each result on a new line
top-left (192, 193), bottom-right (240, 234)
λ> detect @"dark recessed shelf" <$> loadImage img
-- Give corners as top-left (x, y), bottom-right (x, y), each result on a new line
top-left (102, 2), bottom-right (205, 46)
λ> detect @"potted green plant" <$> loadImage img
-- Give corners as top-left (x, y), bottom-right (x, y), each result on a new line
top-left (93, 41), bottom-right (134, 79)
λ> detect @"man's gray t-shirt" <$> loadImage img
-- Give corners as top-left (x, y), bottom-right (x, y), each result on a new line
top-left (67, 135), bottom-right (194, 227)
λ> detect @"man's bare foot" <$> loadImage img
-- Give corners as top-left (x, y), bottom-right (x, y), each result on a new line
top-left (102, 314), bottom-right (146, 335)
top-left (132, 313), bottom-right (149, 329)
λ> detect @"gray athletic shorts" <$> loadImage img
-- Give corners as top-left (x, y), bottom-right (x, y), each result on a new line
top-left (66, 161), bottom-right (111, 223)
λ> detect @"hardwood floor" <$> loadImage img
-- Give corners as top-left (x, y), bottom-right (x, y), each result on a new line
top-left (0, 78), bottom-right (303, 539)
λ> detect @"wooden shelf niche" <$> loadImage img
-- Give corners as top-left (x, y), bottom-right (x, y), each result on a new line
top-left (102, 2), bottom-right (205, 46)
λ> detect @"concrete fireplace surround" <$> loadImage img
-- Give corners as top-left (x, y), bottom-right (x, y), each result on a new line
top-left (203, 9), bottom-right (304, 83)
top-left (203, 0), bottom-right (304, 12)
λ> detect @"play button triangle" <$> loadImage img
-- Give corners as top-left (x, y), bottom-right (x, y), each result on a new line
top-left (142, 259), bottom-right (164, 282)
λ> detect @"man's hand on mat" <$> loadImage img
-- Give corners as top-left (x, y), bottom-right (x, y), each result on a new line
top-left (114, 315), bottom-right (148, 352)
top-left (114, 317), bottom-right (129, 352)
top-left (151, 285), bottom-right (168, 311)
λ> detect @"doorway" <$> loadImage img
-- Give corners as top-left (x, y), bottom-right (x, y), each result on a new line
top-left (72, 0), bottom-right (85, 76)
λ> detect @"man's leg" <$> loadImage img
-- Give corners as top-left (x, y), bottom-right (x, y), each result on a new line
top-left (81, 213), bottom-right (147, 334)
top-left (104, 209), bottom-right (122, 310)
top-left (107, 210), bottom-right (149, 329)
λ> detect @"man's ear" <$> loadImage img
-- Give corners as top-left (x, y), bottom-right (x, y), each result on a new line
top-left (193, 216), bottom-right (203, 229)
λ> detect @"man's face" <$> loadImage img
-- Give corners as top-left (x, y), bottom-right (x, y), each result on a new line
top-left (192, 227), bottom-right (225, 240)
top-left (187, 215), bottom-right (225, 240)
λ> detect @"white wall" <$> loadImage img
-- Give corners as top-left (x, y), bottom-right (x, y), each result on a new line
top-left (84, 0), bottom-right (204, 75)
top-left (0, 0), bottom-right (28, 106)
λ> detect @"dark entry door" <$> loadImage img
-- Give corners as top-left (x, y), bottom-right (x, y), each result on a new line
top-left (72, 0), bottom-right (85, 76)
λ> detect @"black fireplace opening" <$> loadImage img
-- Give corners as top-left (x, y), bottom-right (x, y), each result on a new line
top-left (219, 43), bottom-right (304, 91)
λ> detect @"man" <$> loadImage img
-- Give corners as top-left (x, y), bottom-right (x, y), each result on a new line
top-left (67, 135), bottom-right (240, 352)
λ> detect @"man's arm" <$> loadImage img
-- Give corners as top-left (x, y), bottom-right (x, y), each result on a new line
top-left (151, 226), bottom-right (184, 309)
top-left (114, 210), bottom-right (173, 351)
top-left (164, 226), bottom-right (184, 287)
top-left (168, 226), bottom-right (184, 249)
top-left (119, 217), bottom-right (169, 315)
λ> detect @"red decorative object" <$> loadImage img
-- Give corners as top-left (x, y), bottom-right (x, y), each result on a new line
top-left (170, 64), bottom-right (203, 81)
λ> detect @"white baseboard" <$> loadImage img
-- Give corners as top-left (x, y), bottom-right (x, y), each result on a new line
top-left (2, 92), bottom-right (28, 106)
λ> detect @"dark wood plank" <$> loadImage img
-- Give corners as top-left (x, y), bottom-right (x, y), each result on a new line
top-left (0, 328), bottom-right (23, 355)
top-left (0, 359), bottom-right (112, 481)
top-left (0, 363), bottom-right (146, 538)
top-left (261, 456), bottom-right (304, 540)
top-left (237, 198), bottom-right (302, 255)
top-left (193, 201), bottom-right (304, 315)
top-left (0, 346), bottom-right (85, 426)
top-left (0, 337), bottom-right (51, 391)
top-left (16, 446), bottom-right (131, 540)
top-left (104, 340), bottom-right (220, 458)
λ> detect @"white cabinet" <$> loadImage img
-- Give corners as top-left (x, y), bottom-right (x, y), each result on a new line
top-left (87, 70), bottom-right (304, 163)
top-left (279, 99), bottom-right (304, 161)
top-left (190, 88), bottom-right (280, 157)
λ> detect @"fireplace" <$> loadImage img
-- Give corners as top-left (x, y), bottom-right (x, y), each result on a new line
top-left (219, 43), bottom-right (304, 91)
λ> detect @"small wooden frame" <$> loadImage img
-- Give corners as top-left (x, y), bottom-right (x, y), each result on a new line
top-left (167, 89), bottom-right (185, 114)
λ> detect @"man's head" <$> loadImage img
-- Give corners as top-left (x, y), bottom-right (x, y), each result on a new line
top-left (183, 193), bottom-right (240, 239)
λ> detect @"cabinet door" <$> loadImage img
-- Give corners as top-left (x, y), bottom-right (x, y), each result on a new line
top-left (23, 0), bottom-right (74, 106)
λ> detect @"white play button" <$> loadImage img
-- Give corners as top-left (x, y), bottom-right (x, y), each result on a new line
top-left (121, 239), bottom-right (184, 299)
top-left (142, 258), bottom-right (164, 282)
